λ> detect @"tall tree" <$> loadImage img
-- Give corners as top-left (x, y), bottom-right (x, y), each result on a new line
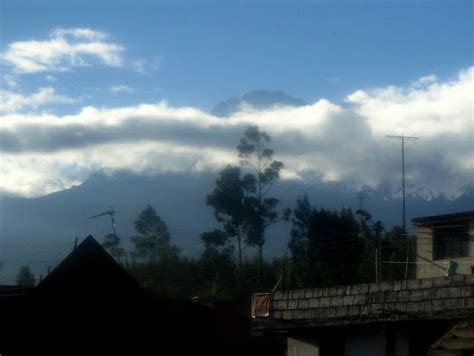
top-left (130, 205), bottom-right (180, 263)
top-left (237, 125), bottom-right (288, 280)
top-left (206, 165), bottom-right (250, 272)
top-left (16, 265), bottom-right (35, 287)
top-left (199, 229), bottom-right (236, 301)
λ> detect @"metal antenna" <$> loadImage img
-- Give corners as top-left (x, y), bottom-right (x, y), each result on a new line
top-left (89, 206), bottom-right (117, 236)
top-left (386, 135), bottom-right (419, 229)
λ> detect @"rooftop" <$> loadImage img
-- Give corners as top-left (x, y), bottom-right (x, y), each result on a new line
top-left (412, 210), bottom-right (474, 226)
top-left (253, 275), bottom-right (474, 331)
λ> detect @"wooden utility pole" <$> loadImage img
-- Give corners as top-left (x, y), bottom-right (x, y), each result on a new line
top-left (374, 221), bottom-right (384, 283)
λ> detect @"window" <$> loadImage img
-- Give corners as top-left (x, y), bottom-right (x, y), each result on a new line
top-left (433, 222), bottom-right (470, 260)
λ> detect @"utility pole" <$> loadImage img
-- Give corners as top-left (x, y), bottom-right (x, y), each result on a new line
top-left (356, 210), bottom-right (384, 283)
top-left (385, 135), bottom-right (419, 229)
top-left (374, 221), bottom-right (384, 283)
top-left (355, 192), bottom-right (369, 239)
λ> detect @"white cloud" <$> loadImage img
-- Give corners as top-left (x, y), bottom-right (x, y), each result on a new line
top-left (1, 28), bottom-right (125, 73)
top-left (0, 87), bottom-right (76, 113)
top-left (346, 67), bottom-right (474, 137)
top-left (0, 67), bottom-right (472, 198)
top-left (412, 74), bottom-right (437, 88)
top-left (132, 58), bottom-right (160, 74)
top-left (110, 85), bottom-right (135, 94)
top-left (45, 75), bottom-right (57, 82)
top-left (3, 73), bottom-right (19, 88)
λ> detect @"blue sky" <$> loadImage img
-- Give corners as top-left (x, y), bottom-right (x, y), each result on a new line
top-left (2, 0), bottom-right (473, 110)
top-left (0, 0), bottom-right (473, 198)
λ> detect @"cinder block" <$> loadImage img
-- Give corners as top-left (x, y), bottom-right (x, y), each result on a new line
top-left (419, 278), bottom-right (433, 289)
top-left (288, 300), bottom-right (298, 310)
top-left (369, 283), bottom-right (382, 293)
top-left (392, 280), bottom-right (402, 291)
top-left (407, 279), bottom-right (421, 290)
top-left (380, 281), bottom-right (395, 292)
top-left (309, 298), bottom-right (320, 308)
top-left (433, 277), bottom-right (451, 288)
top-left (446, 287), bottom-right (462, 298)
top-left (464, 274), bottom-right (474, 285)
top-left (464, 297), bottom-right (474, 309)
top-left (462, 286), bottom-right (474, 297)
top-left (450, 275), bottom-right (465, 286)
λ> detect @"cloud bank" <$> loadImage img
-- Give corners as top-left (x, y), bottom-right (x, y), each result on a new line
top-left (0, 67), bottom-right (472, 198)
top-left (0, 87), bottom-right (76, 113)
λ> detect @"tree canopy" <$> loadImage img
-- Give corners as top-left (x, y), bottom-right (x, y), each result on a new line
top-left (130, 204), bottom-right (180, 263)
top-left (16, 265), bottom-right (35, 288)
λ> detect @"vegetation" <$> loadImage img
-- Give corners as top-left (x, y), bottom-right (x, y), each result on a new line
top-left (16, 265), bottom-right (36, 287)
top-left (99, 126), bottom-right (415, 303)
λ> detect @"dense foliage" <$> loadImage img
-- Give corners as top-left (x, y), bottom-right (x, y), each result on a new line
top-left (91, 126), bottom-right (416, 302)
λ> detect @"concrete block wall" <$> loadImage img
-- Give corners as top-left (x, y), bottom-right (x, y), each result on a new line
top-left (261, 275), bottom-right (474, 328)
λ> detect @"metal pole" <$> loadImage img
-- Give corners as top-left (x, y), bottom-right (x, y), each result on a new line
top-left (402, 138), bottom-right (406, 229)
top-left (386, 135), bottom-right (419, 228)
top-left (404, 239), bottom-right (410, 279)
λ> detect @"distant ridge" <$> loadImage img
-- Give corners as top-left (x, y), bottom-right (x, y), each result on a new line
top-left (210, 90), bottom-right (307, 117)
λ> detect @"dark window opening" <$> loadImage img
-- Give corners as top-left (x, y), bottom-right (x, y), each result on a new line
top-left (432, 221), bottom-right (470, 260)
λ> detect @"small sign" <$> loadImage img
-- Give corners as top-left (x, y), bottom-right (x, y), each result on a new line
top-left (251, 293), bottom-right (270, 318)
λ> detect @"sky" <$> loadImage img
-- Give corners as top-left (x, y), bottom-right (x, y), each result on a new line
top-left (0, 0), bottom-right (473, 198)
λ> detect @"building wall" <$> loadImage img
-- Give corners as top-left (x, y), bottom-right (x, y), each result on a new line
top-left (286, 328), bottom-right (409, 356)
top-left (345, 329), bottom-right (385, 356)
top-left (416, 220), bottom-right (474, 279)
top-left (288, 337), bottom-right (319, 356)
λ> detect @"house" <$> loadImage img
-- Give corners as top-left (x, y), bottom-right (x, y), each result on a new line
top-left (252, 275), bottom-right (474, 355)
top-left (252, 212), bottom-right (474, 356)
top-left (0, 236), bottom-right (284, 355)
top-left (0, 236), bottom-right (220, 355)
top-left (413, 211), bottom-right (474, 279)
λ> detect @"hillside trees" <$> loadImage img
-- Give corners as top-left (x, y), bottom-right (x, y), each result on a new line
top-left (130, 204), bottom-right (180, 263)
top-left (102, 233), bottom-right (126, 263)
top-left (288, 195), bottom-right (364, 287)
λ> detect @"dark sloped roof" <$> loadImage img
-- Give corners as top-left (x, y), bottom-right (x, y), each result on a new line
top-left (34, 235), bottom-right (143, 299)
top-left (412, 210), bottom-right (474, 225)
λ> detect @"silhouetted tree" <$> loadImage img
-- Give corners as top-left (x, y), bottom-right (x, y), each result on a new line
top-left (16, 265), bottom-right (35, 287)
top-left (102, 233), bottom-right (126, 263)
top-left (199, 230), bottom-right (236, 301)
top-left (237, 126), bottom-right (289, 280)
top-left (130, 205), bottom-right (180, 263)
top-left (206, 166), bottom-right (251, 273)
top-left (288, 196), bottom-right (363, 287)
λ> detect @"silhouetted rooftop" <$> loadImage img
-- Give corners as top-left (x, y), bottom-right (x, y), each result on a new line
top-left (412, 210), bottom-right (474, 225)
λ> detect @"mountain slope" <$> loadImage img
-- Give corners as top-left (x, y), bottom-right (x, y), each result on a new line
top-left (1, 170), bottom-right (473, 284)
top-left (210, 90), bottom-right (307, 117)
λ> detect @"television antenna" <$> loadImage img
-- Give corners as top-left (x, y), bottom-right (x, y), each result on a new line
top-left (89, 206), bottom-right (117, 236)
